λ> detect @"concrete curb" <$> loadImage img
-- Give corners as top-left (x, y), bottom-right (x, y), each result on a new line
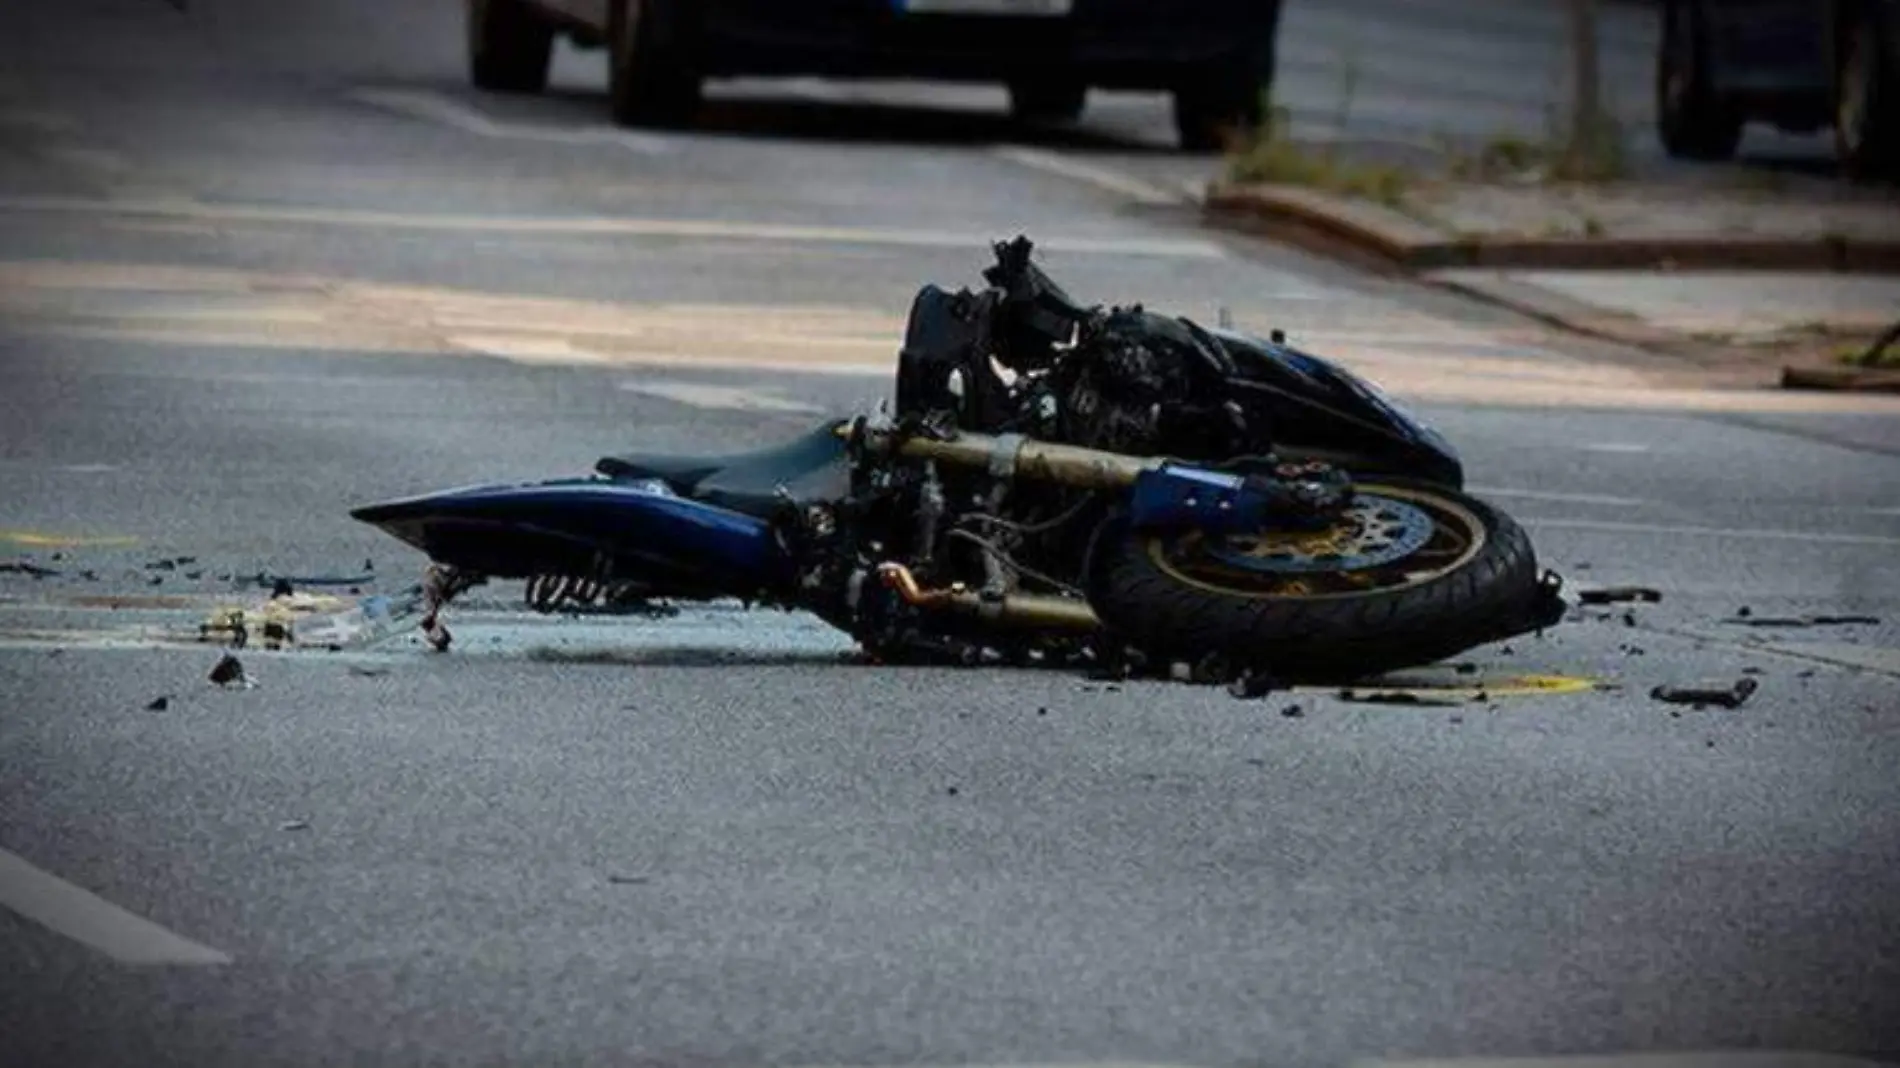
top-left (1204, 182), bottom-right (1900, 273)
top-left (1779, 365), bottom-right (1900, 393)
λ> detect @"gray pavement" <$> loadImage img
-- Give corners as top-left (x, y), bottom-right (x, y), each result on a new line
top-left (3, 2), bottom-right (1900, 1067)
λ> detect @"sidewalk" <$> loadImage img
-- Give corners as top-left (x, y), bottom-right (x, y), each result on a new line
top-left (1205, 140), bottom-right (1900, 393)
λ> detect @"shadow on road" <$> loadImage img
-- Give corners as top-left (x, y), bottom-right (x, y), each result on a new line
top-left (536, 85), bottom-right (1185, 155)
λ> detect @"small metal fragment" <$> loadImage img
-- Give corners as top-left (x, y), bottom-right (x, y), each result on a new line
top-left (1577, 586), bottom-right (1662, 605)
top-left (1649, 678), bottom-right (1759, 710)
top-left (1723, 614), bottom-right (1880, 628)
top-left (1336, 689), bottom-right (1468, 707)
top-left (208, 653), bottom-right (252, 688)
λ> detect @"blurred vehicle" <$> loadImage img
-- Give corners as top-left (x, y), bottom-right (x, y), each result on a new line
top-left (464, 0), bottom-right (1282, 151)
top-left (1656, 0), bottom-right (1899, 177)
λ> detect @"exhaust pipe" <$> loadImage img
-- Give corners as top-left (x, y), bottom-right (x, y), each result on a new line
top-left (876, 563), bottom-right (1100, 631)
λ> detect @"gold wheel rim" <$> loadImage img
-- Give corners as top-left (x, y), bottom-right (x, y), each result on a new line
top-left (1144, 484), bottom-right (1489, 600)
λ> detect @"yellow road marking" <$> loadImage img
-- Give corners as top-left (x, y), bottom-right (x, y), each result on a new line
top-left (1, 530), bottom-right (140, 549)
top-left (3, 258), bottom-right (1894, 412)
top-left (1307, 673), bottom-right (1598, 700)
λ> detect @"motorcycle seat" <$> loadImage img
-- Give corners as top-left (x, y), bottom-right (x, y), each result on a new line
top-left (594, 421), bottom-right (851, 518)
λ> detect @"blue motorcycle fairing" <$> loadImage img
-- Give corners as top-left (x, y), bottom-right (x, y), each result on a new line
top-left (1128, 464), bottom-right (1271, 535)
top-left (1208, 327), bottom-right (1465, 488)
top-left (349, 477), bottom-right (791, 590)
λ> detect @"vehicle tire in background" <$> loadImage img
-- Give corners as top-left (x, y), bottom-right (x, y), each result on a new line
top-left (1008, 79), bottom-right (1089, 124)
top-left (1835, 6), bottom-right (1900, 181)
top-left (1656, 0), bottom-right (1744, 160)
top-left (468, 0), bottom-right (555, 94)
top-left (1086, 481), bottom-right (1550, 681)
top-left (609, 0), bottom-right (702, 128)
top-left (1173, 57), bottom-right (1266, 153)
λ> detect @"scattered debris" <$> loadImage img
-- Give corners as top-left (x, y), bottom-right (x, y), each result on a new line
top-left (208, 653), bottom-right (254, 689)
top-left (607, 874), bottom-right (650, 886)
top-left (253, 572), bottom-right (376, 590)
top-left (145, 695), bottom-right (172, 711)
top-left (1336, 689), bottom-right (1468, 707)
top-left (1621, 611), bottom-right (1638, 627)
top-left (1449, 714), bottom-right (1464, 725)
top-left (1279, 703), bottom-right (1305, 718)
top-left (1, 561), bottom-right (60, 578)
top-left (1797, 669), bottom-right (1816, 679)
top-left (1578, 586), bottom-right (1662, 605)
top-left (278, 819), bottom-right (309, 832)
top-left (1736, 605), bottom-right (1753, 618)
top-left (270, 577), bottom-right (295, 599)
top-left (1227, 670), bottom-right (1278, 700)
top-left (1453, 663), bottom-right (1478, 675)
top-left (1741, 666), bottom-right (1764, 675)
top-left (348, 665), bottom-right (390, 678)
top-left (200, 608), bottom-right (249, 648)
top-left (946, 786), bottom-right (961, 797)
top-left (1723, 614), bottom-right (1880, 628)
top-left (1190, 652), bottom-right (1233, 685)
top-left (1036, 706), bottom-right (1048, 716)
top-left (1500, 645), bottom-right (1515, 656)
top-left (1649, 678), bottom-right (1759, 710)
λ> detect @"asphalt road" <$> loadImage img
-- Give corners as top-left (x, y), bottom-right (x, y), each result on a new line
top-left (3, 2), bottom-right (1899, 1067)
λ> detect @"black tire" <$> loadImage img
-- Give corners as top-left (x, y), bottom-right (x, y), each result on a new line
top-left (1009, 79), bottom-right (1088, 124)
top-left (1086, 480), bottom-right (1553, 681)
top-left (608, 0), bottom-right (701, 129)
top-left (468, 0), bottom-right (555, 94)
top-left (1656, 0), bottom-right (1743, 160)
top-left (1835, 7), bottom-right (1900, 181)
top-left (1173, 58), bottom-right (1266, 153)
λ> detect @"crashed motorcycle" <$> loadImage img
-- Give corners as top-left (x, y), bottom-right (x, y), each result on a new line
top-left (352, 238), bottom-right (1564, 681)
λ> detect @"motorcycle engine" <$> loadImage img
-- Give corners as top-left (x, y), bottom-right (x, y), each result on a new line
top-left (1051, 308), bottom-right (1252, 460)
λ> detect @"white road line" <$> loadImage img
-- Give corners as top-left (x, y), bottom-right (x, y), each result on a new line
top-left (617, 379), bottom-right (828, 414)
top-left (990, 145), bottom-right (1186, 206)
top-left (1579, 442), bottom-right (1652, 453)
top-left (349, 88), bottom-right (673, 156)
top-left (0, 195), bottom-right (1228, 259)
top-left (1522, 516), bottom-right (1900, 547)
top-left (0, 848), bottom-right (231, 965)
top-left (1468, 486), bottom-right (1647, 507)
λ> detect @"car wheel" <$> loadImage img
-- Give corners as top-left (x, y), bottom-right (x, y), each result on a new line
top-left (1173, 60), bottom-right (1265, 154)
top-left (468, 0), bottom-right (554, 94)
top-left (1656, 0), bottom-right (1743, 160)
top-left (1008, 79), bottom-right (1088, 124)
top-left (1835, 7), bottom-right (1900, 180)
top-left (608, 0), bottom-right (701, 128)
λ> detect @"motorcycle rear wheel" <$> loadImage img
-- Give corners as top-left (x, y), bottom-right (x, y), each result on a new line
top-left (1086, 480), bottom-right (1545, 680)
